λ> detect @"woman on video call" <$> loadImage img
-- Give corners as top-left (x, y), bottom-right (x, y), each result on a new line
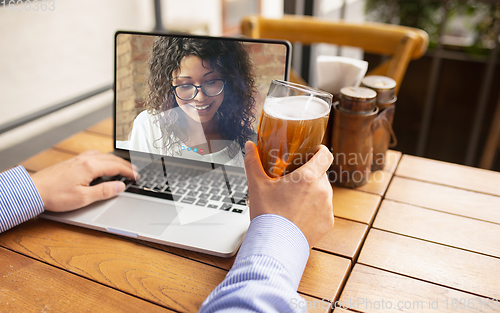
top-left (128, 37), bottom-right (257, 166)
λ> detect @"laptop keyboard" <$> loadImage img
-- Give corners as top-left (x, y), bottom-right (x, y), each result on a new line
top-left (94, 162), bottom-right (248, 214)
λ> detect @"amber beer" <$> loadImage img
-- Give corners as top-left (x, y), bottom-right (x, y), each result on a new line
top-left (257, 95), bottom-right (331, 178)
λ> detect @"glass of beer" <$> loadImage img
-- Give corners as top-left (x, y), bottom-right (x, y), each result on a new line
top-left (257, 80), bottom-right (333, 178)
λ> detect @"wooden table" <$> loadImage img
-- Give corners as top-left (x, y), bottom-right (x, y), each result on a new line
top-left (340, 155), bottom-right (500, 313)
top-left (1, 117), bottom-right (499, 312)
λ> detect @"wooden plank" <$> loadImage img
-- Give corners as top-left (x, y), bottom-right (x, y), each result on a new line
top-left (140, 217), bottom-right (366, 267)
top-left (396, 155), bottom-right (500, 197)
top-left (54, 131), bottom-right (114, 154)
top-left (126, 238), bottom-right (236, 271)
top-left (299, 251), bottom-right (351, 302)
top-left (333, 186), bottom-right (381, 224)
top-left (315, 217), bottom-right (368, 259)
top-left (87, 117), bottom-right (113, 137)
top-left (340, 264), bottom-right (500, 313)
top-left (0, 218), bottom-right (350, 311)
top-left (333, 309), bottom-right (353, 313)
top-left (384, 150), bottom-right (402, 173)
top-left (293, 294), bottom-right (332, 312)
top-left (355, 169), bottom-right (392, 196)
top-left (329, 152), bottom-right (398, 197)
top-left (0, 219), bottom-right (226, 312)
top-left (0, 247), bottom-right (172, 312)
top-left (358, 229), bottom-right (500, 300)
top-left (134, 236), bottom-right (354, 301)
top-left (20, 148), bottom-right (76, 172)
top-left (129, 243), bottom-right (351, 306)
top-left (386, 177), bottom-right (500, 224)
top-left (374, 200), bottom-right (500, 258)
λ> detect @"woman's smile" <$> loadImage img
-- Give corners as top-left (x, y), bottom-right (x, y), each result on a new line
top-left (188, 101), bottom-right (213, 113)
top-left (172, 55), bottom-right (224, 124)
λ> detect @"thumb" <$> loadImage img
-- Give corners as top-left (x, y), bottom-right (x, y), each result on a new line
top-left (85, 181), bottom-right (126, 205)
top-left (244, 141), bottom-right (269, 184)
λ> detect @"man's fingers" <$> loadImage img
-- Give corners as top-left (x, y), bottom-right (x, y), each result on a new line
top-left (297, 145), bottom-right (333, 179)
top-left (78, 151), bottom-right (135, 171)
top-left (85, 159), bottom-right (137, 180)
top-left (99, 161), bottom-right (137, 179)
top-left (244, 141), bottom-right (269, 184)
top-left (83, 181), bottom-right (126, 205)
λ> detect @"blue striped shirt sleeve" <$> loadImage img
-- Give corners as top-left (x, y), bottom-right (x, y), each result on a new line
top-left (200, 214), bottom-right (310, 312)
top-left (0, 165), bottom-right (45, 233)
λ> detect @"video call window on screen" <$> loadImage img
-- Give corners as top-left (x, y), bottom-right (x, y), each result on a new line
top-left (115, 33), bottom-right (289, 167)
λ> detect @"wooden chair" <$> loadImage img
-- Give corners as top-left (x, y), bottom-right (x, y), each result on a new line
top-left (241, 15), bottom-right (429, 94)
top-left (480, 95), bottom-right (500, 169)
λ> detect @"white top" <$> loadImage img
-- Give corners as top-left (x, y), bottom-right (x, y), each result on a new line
top-left (127, 110), bottom-right (245, 167)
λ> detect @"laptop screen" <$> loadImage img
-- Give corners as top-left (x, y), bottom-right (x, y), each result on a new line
top-left (114, 32), bottom-right (290, 168)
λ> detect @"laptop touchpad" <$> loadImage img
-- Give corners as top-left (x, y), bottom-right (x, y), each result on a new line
top-left (94, 197), bottom-right (181, 236)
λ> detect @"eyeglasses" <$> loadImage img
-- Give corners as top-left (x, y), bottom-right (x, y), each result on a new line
top-left (172, 79), bottom-right (225, 101)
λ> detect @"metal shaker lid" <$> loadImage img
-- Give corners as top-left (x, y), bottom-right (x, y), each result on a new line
top-left (361, 75), bottom-right (396, 103)
top-left (339, 87), bottom-right (377, 113)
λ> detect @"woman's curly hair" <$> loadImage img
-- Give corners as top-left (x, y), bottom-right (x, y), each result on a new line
top-left (146, 36), bottom-right (257, 158)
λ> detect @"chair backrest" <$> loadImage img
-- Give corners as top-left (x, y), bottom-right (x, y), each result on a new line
top-left (241, 15), bottom-right (429, 94)
top-left (480, 94), bottom-right (500, 169)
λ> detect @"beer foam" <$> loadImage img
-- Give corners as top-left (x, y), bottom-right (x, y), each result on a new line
top-left (264, 95), bottom-right (330, 120)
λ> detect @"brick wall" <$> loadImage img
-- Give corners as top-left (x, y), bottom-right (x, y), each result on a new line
top-left (115, 34), bottom-right (155, 141)
top-left (245, 42), bottom-right (287, 128)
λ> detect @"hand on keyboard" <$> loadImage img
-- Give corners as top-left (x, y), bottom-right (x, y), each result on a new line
top-left (30, 150), bottom-right (137, 212)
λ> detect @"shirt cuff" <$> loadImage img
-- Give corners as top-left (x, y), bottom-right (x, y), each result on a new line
top-left (0, 165), bottom-right (45, 233)
top-left (235, 214), bottom-right (310, 289)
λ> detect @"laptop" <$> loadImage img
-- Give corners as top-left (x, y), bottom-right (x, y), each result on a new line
top-left (41, 31), bottom-right (291, 257)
